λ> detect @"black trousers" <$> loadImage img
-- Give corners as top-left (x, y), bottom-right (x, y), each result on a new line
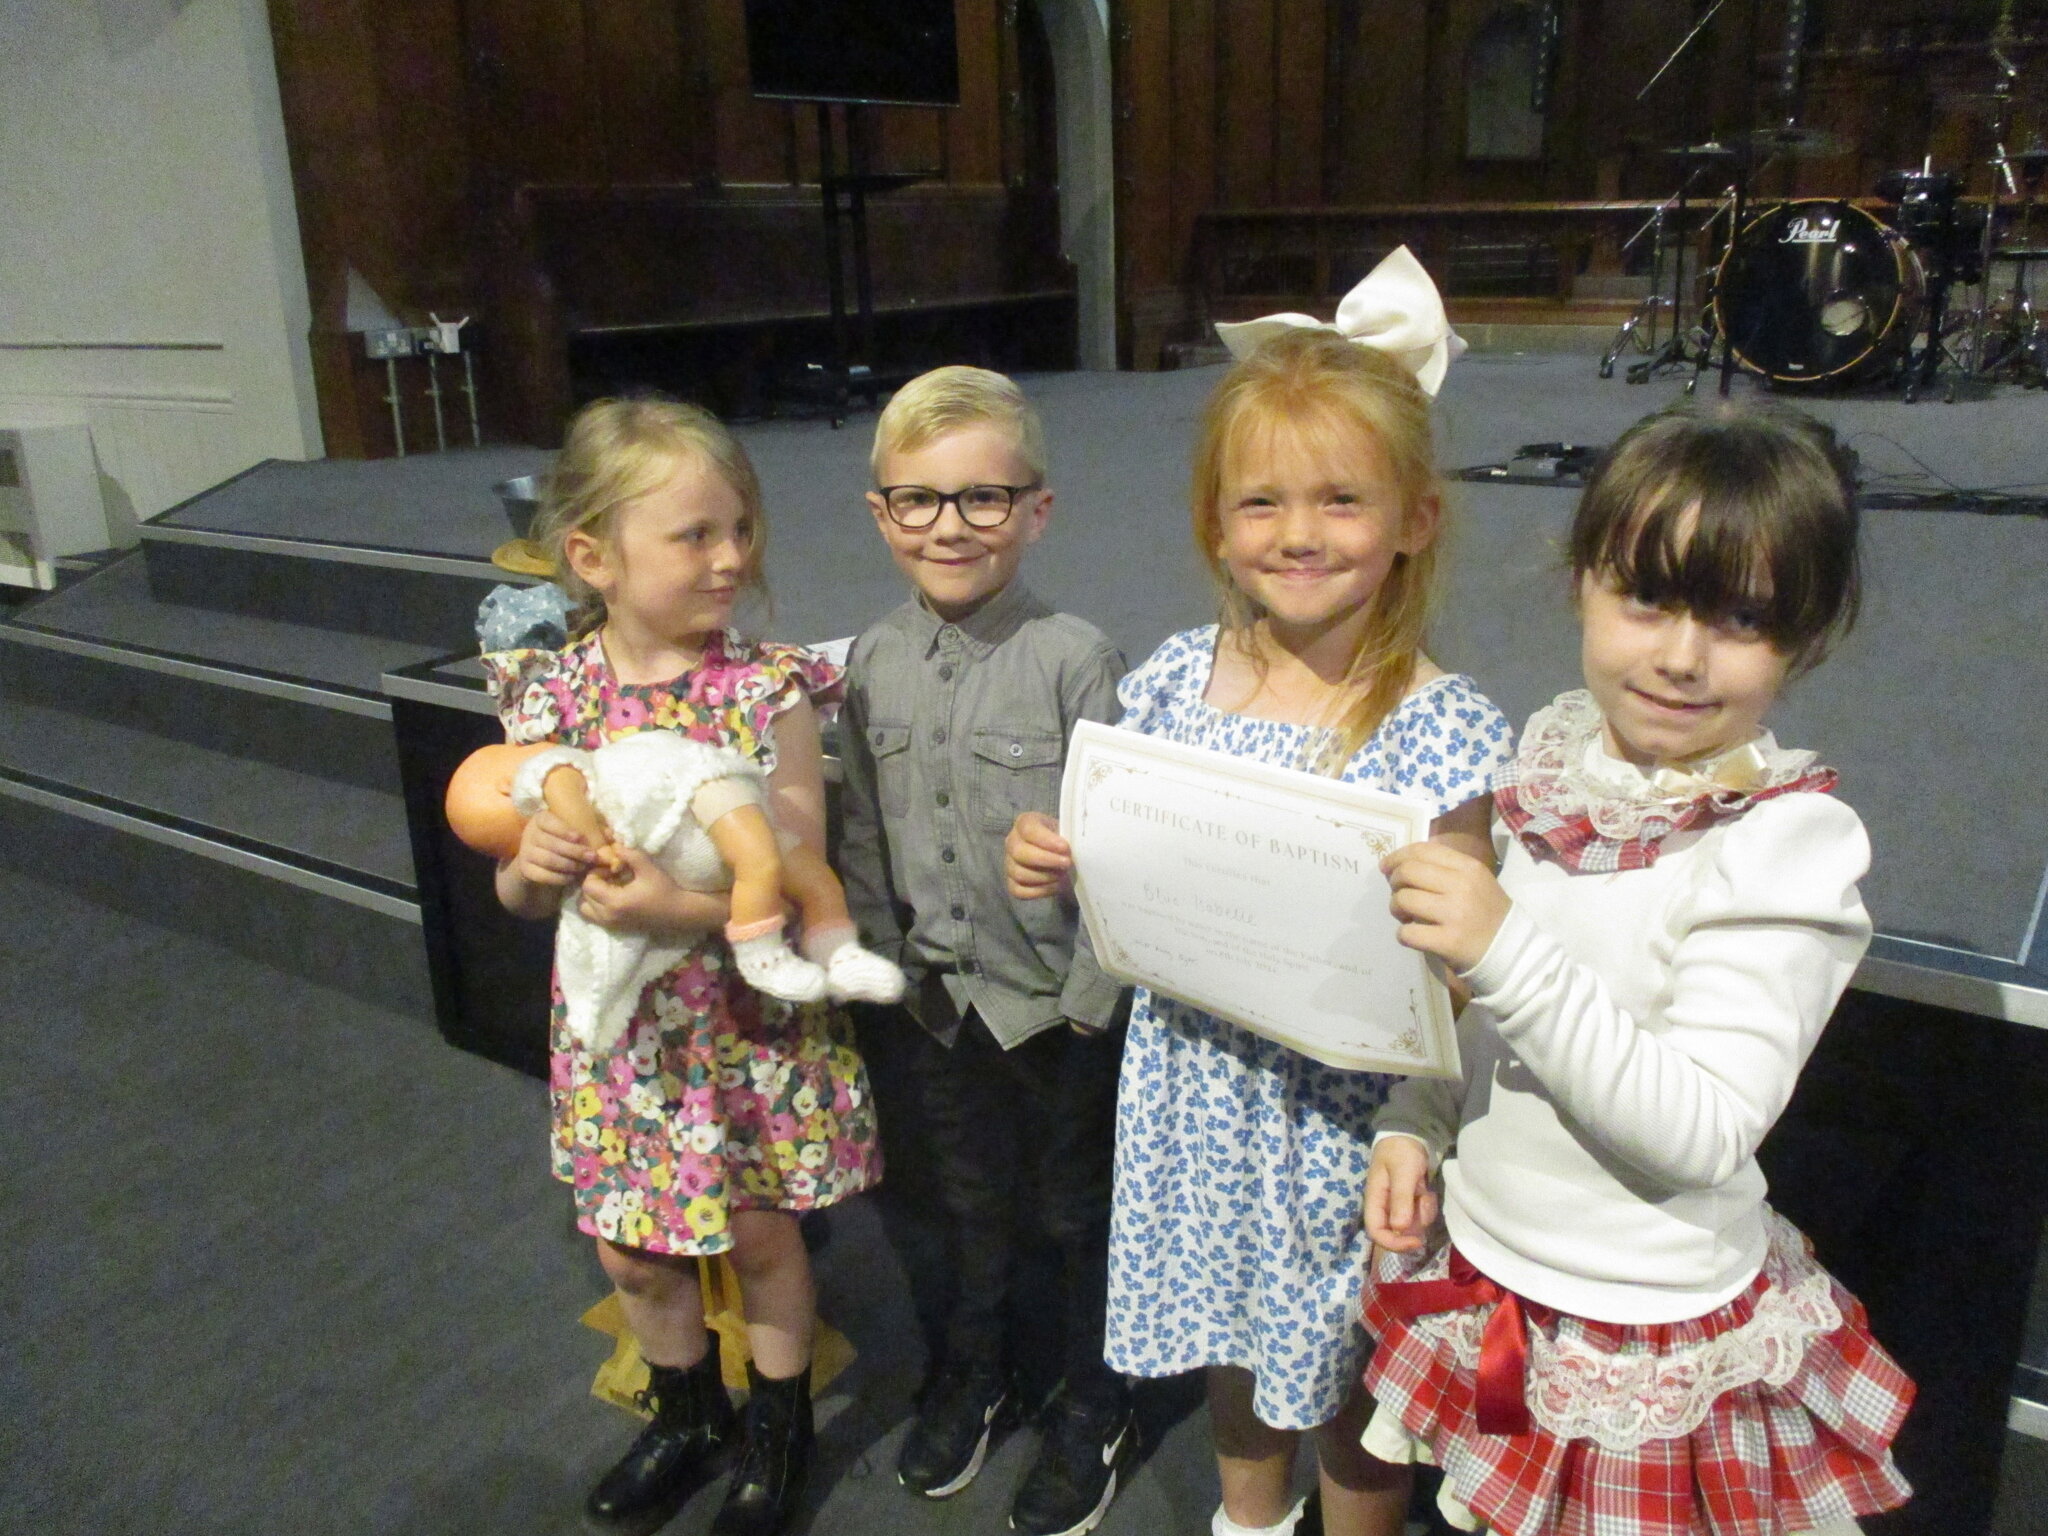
top-left (858, 1001), bottom-right (1127, 1400)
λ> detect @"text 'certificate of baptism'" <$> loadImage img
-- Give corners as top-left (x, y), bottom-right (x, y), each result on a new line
top-left (1062, 720), bottom-right (1459, 1079)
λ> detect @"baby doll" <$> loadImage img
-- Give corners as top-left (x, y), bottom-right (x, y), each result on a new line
top-left (448, 735), bottom-right (905, 1048)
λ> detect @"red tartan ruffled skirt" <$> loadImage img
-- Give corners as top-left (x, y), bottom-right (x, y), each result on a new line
top-left (1360, 1210), bottom-right (1913, 1536)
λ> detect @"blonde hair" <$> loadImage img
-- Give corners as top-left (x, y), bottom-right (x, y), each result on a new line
top-left (870, 365), bottom-right (1047, 483)
top-left (1191, 329), bottom-right (1444, 767)
top-left (532, 397), bottom-right (768, 638)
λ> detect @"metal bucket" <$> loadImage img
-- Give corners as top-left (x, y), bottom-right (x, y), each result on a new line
top-left (493, 475), bottom-right (542, 539)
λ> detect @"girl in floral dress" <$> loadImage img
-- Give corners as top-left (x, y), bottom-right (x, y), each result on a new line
top-left (488, 397), bottom-right (877, 1536)
top-left (1008, 254), bottom-right (1514, 1536)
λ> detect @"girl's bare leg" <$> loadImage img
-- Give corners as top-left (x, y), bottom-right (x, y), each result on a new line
top-left (726, 1209), bottom-right (815, 1378)
top-left (1312, 1380), bottom-right (1410, 1536)
top-left (596, 1237), bottom-right (708, 1368)
top-left (1209, 1365), bottom-right (1301, 1529)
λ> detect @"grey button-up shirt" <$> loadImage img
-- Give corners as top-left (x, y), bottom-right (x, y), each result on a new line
top-left (838, 581), bottom-right (1127, 1047)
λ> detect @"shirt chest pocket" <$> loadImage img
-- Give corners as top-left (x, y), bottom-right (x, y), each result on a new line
top-left (970, 728), bottom-right (1065, 833)
top-left (864, 721), bottom-right (914, 818)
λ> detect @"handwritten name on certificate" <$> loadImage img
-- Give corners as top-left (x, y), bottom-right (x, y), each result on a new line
top-left (1061, 721), bottom-right (1459, 1079)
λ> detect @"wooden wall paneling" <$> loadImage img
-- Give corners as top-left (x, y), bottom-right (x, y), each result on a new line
top-left (1705, 0), bottom-right (1763, 148)
top-left (1169, 0), bottom-right (1219, 290)
top-left (700, 0), bottom-right (795, 184)
top-left (1114, 0), bottom-right (1184, 366)
top-left (947, 0), bottom-right (1006, 182)
top-left (874, 106), bottom-right (948, 180)
top-left (1271, 0), bottom-right (1329, 207)
top-left (463, 0), bottom-right (597, 188)
top-left (377, 0), bottom-right (473, 301)
top-left (1320, 0), bottom-right (1350, 202)
top-left (1219, 0), bottom-right (1279, 206)
top-left (268, 0), bottom-right (466, 457)
top-left (586, 0), bottom-right (692, 182)
top-left (995, 0), bottom-right (1021, 187)
top-left (1330, 0), bottom-right (1433, 204)
top-left (1549, 0), bottom-right (1600, 200)
top-left (1439, 0), bottom-right (1506, 201)
top-left (1013, 0), bottom-right (1060, 192)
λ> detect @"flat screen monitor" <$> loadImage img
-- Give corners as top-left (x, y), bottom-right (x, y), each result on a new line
top-left (743, 0), bottom-right (960, 108)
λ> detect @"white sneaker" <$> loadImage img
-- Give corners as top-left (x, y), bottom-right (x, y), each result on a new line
top-left (731, 934), bottom-right (829, 1004)
top-left (823, 943), bottom-right (907, 1004)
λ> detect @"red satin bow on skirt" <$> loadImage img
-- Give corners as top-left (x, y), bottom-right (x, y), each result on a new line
top-left (1372, 1248), bottom-right (1551, 1436)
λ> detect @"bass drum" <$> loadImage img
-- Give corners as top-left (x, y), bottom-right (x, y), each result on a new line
top-left (1713, 200), bottom-right (1924, 386)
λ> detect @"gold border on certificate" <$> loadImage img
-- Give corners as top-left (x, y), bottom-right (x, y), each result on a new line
top-left (1062, 721), bottom-right (1460, 1079)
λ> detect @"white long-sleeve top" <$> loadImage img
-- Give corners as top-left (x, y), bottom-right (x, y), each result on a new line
top-left (1376, 762), bottom-right (1872, 1325)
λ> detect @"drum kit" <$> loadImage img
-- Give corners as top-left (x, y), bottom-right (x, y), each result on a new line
top-left (1599, 5), bottom-right (2047, 400)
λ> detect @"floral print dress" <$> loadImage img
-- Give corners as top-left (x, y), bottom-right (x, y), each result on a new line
top-left (1102, 626), bottom-right (1513, 1429)
top-left (483, 628), bottom-right (880, 1256)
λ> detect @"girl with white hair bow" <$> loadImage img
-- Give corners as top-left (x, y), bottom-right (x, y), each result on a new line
top-left (1007, 249), bottom-right (1512, 1536)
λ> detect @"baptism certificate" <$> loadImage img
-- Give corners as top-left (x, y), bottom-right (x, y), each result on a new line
top-left (1061, 721), bottom-right (1460, 1079)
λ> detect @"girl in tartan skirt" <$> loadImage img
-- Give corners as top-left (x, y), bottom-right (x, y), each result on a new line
top-left (1363, 403), bottom-right (1914, 1536)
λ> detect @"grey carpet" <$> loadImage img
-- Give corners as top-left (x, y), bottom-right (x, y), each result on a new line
top-left (6, 853), bottom-right (2048, 1535)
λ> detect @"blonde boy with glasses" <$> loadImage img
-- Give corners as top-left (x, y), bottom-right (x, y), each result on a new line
top-left (838, 366), bottom-right (1134, 1536)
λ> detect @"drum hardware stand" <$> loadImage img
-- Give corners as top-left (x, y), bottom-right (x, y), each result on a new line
top-left (1607, 1), bottom-right (1749, 391)
top-left (1603, 175), bottom-right (1730, 383)
top-left (1598, 202), bottom-right (1674, 378)
top-left (1968, 0), bottom-right (2023, 377)
top-left (1589, 180), bottom-right (1720, 382)
top-left (1970, 144), bottom-right (2048, 386)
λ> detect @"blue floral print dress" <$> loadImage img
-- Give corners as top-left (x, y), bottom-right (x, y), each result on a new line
top-left (1102, 626), bottom-right (1513, 1429)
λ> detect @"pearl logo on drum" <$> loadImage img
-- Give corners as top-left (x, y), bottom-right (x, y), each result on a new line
top-left (1778, 214), bottom-right (1843, 244)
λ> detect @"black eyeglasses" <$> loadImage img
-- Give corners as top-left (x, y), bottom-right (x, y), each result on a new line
top-left (877, 482), bottom-right (1041, 530)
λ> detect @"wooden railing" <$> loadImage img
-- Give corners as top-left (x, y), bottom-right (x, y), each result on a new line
top-left (1191, 201), bottom-right (1678, 330)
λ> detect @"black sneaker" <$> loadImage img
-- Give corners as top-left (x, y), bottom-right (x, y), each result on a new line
top-left (1008, 1382), bottom-right (1135, 1536)
top-left (897, 1363), bottom-right (1013, 1498)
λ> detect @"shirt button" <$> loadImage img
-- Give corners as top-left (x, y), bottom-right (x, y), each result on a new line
top-left (938, 664), bottom-right (954, 681)
top-left (932, 728), bottom-right (947, 745)
top-left (950, 904), bottom-right (966, 920)
top-left (935, 791), bottom-right (950, 808)
top-left (872, 730), bottom-right (885, 745)
top-left (1008, 742), bottom-right (1023, 757)
top-left (941, 846), bottom-right (956, 864)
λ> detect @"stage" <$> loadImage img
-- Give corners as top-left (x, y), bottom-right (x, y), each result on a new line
top-left (151, 352), bottom-right (2048, 985)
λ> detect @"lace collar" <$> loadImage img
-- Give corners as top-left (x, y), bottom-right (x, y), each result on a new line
top-left (1494, 690), bottom-right (1837, 872)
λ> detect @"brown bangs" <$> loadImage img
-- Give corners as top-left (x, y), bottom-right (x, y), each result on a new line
top-left (1569, 405), bottom-right (1861, 665)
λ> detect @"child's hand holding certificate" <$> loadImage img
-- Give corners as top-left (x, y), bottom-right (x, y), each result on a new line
top-left (1061, 721), bottom-right (1460, 1078)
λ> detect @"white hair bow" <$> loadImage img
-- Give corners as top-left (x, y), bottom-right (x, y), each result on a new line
top-left (1213, 245), bottom-right (1468, 397)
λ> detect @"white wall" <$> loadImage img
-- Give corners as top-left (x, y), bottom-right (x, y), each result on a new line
top-left (0, 0), bottom-right (320, 527)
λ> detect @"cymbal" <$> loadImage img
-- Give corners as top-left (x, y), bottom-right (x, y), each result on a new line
top-left (1663, 140), bottom-right (1743, 159)
top-left (1740, 124), bottom-right (1850, 159)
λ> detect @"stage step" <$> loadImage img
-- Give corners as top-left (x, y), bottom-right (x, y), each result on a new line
top-left (0, 556), bottom-right (446, 791)
top-left (139, 530), bottom-right (508, 653)
top-left (0, 694), bottom-right (417, 919)
top-left (137, 451), bottom-right (546, 650)
top-left (0, 502), bottom-right (475, 1012)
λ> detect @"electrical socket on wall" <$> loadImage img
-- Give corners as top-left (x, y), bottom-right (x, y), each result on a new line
top-left (363, 328), bottom-right (417, 359)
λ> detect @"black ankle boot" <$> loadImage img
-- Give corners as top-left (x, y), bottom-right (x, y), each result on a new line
top-left (710, 1362), bottom-right (815, 1536)
top-left (584, 1336), bottom-right (737, 1535)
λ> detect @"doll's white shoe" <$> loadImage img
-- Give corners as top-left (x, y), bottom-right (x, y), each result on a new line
top-left (731, 933), bottom-right (830, 1004)
top-left (822, 942), bottom-right (907, 1005)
